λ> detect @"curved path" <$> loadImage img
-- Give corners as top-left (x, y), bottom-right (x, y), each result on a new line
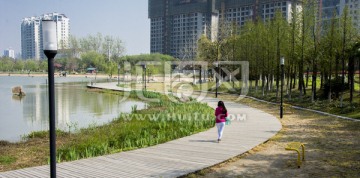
top-left (0, 82), bottom-right (281, 178)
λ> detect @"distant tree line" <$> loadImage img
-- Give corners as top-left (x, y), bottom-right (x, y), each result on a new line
top-left (0, 57), bottom-right (48, 73)
top-left (0, 32), bottom-right (176, 78)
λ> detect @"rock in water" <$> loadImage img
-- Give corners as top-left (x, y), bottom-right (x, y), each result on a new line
top-left (12, 86), bottom-right (26, 96)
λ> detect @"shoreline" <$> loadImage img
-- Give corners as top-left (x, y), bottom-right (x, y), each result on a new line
top-left (0, 73), bottom-right (110, 79)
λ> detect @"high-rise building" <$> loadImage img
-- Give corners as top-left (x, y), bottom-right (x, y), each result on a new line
top-left (148, 0), bottom-right (300, 60)
top-left (21, 13), bottom-right (70, 60)
top-left (3, 49), bottom-right (15, 59)
top-left (345, 0), bottom-right (359, 30)
top-left (318, 0), bottom-right (360, 31)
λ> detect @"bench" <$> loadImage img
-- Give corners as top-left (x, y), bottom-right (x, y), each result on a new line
top-left (285, 142), bottom-right (305, 168)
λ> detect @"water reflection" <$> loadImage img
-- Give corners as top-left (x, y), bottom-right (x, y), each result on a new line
top-left (0, 76), bottom-right (146, 142)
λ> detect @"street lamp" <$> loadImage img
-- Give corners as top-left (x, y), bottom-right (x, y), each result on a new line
top-left (117, 64), bottom-right (120, 86)
top-left (280, 57), bottom-right (285, 119)
top-left (42, 19), bottom-right (57, 178)
top-left (199, 65), bottom-right (202, 84)
top-left (215, 62), bottom-right (219, 98)
top-left (143, 64), bottom-right (147, 90)
top-left (193, 65), bottom-right (196, 84)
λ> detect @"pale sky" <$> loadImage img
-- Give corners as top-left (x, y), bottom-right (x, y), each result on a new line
top-left (0, 0), bottom-right (150, 56)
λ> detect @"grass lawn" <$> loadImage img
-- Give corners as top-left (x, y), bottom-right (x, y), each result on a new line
top-left (192, 79), bottom-right (360, 119)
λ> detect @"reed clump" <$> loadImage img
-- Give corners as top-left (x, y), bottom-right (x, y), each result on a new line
top-left (56, 90), bottom-right (214, 162)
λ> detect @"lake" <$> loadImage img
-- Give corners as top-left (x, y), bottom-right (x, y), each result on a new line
top-left (0, 76), bottom-right (146, 142)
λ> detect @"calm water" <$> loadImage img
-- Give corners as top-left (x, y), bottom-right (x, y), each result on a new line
top-left (0, 76), bottom-right (146, 142)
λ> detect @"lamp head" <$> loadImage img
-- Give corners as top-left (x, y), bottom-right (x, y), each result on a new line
top-left (118, 64), bottom-right (120, 69)
top-left (42, 20), bottom-right (57, 51)
top-left (280, 57), bottom-right (285, 66)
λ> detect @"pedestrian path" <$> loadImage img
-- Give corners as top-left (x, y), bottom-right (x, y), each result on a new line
top-left (0, 82), bottom-right (281, 178)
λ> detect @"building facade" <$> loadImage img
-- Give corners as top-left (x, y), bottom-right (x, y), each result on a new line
top-left (148, 0), bottom-right (300, 60)
top-left (21, 13), bottom-right (70, 60)
top-left (318, 0), bottom-right (360, 31)
top-left (3, 49), bottom-right (15, 59)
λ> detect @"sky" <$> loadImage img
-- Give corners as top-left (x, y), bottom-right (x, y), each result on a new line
top-left (0, 0), bottom-right (150, 56)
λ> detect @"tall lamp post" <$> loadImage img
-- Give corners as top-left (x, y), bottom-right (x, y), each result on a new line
top-left (215, 62), bottom-right (219, 98)
top-left (199, 65), bottom-right (202, 84)
top-left (193, 65), bottom-right (196, 84)
top-left (117, 64), bottom-right (120, 86)
top-left (143, 64), bottom-right (147, 90)
top-left (280, 57), bottom-right (285, 118)
top-left (42, 20), bottom-right (57, 178)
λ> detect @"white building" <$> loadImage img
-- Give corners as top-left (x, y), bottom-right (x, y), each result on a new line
top-left (3, 49), bottom-right (15, 59)
top-left (21, 13), bottom-right (70, 60)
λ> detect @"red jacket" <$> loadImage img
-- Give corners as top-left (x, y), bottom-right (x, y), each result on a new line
top-left (215, 107), bottom-right (228, 123)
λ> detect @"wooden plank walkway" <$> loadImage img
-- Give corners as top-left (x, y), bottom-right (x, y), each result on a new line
top-left (0, 82), bottom-right (281, 178)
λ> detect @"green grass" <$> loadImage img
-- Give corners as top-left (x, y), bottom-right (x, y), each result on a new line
top-left (25, 130), bottom-right (69, 139)
top-left (56, 90), bottom-right (214, 162)
top-left (193, 78), bottom-right (360, 119)
top-left (0, 156), bottom-right (17, 165)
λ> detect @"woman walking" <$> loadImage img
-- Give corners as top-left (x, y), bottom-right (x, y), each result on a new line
top-left (215, 101), bottom-right (228, 142)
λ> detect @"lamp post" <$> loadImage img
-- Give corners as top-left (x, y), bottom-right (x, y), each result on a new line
top-left (199, 65), bottom-right (202, 84)
top-left (107, 39), bottom-right (111, 62)
top-left (280, 57), bottom-right (285, 119)
top-left (42, 20), bottom-right (57, 178)
top-left (215, 62), bottom-right (219, 98)
top-left (193, 66), bottom-right (196, 84)
top-left (358, 47), bottom-right (360, 96)
top-left (143, 64), bottom-right (147, 90)
top-left (117, 64), bottom-right (120, 86)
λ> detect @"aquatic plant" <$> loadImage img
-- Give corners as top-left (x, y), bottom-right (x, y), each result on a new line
top-left (56, 91), bottom-right (214, 162)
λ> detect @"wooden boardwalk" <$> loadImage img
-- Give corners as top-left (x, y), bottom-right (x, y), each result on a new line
top-left (0, 82), bottom-right (281, 178)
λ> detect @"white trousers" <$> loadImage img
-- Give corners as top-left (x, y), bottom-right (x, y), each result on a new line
top-left (216, 122), bottom-right (225, 139)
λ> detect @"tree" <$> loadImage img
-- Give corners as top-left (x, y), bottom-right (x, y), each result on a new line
top-left (197, 35), bottom-right (217, 63)
top-left (13, 60), bottom-right (25, 72)
top-left (24, 60), bottom-right (39, 72)
top-left (39, 60), bottom-right (48, 72)
top-left (104, 61), bottom-right (117, 79)
top-left (80, 51), bottom-right (106, 71)
top-left (297, 0), bottom-right (316, 100)
top-left (339, 6), bottom-right (357, 107)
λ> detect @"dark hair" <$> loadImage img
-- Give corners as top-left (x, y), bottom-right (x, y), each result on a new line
top-left (218, 101), bottom-right (227, 114)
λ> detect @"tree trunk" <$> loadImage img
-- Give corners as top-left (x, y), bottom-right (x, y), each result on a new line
top-left (289, 69), bottom-right (293, 100)
top-left (340, 11), bottom-right (347, 107)
top-left (293, 68), bottom-right (297, 89)
top-left (276, 25), bottom-right (280, 100)
top-left (262, 73), bottom-right (265, 96)
top-left (311, 65), bottom-right (317, 102)
top-left (266, 74), bottom-right (270, 96)
top-left (255, 77), bottom-right (259, 93)
top-left (348, 55), bottom-right (354, 104)
top-left (335, 54), bottom-right (339, 78)
top-left (329, 66), bottom-right (332, 101)
top-left (286, 67), bottom-right (291, 95)
top-left (306, 67), bottom-right (310, 88)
